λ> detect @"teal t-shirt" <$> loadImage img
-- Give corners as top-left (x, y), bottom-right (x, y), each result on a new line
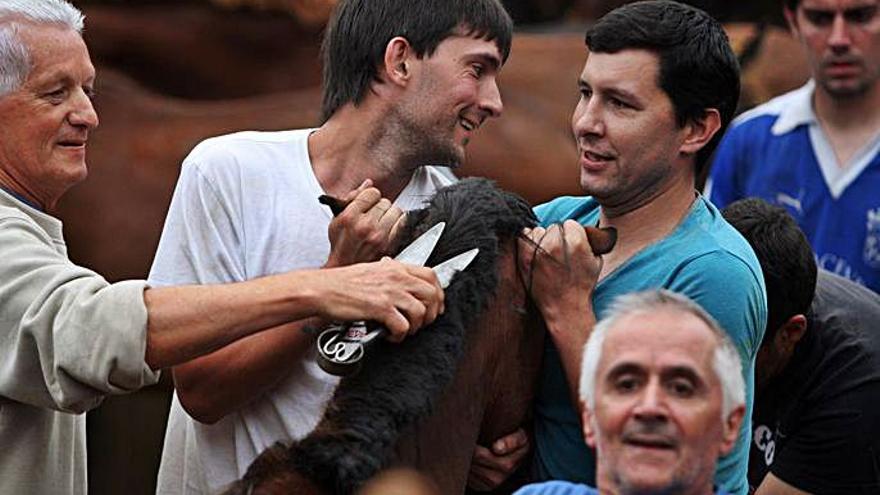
top-left (532, 195), bottom-right (767, 495)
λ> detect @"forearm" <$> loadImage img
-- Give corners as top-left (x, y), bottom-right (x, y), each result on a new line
top-left (143, 270), bottom-right (326, 370)
top-left (543, 304), bottom-right (596, 409)
top-left (173, 318), bottom-right (320, 423)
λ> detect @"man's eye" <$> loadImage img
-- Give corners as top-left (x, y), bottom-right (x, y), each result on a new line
top-left (614, 376), bottom-right (639, 393)
top-left (84, 87), bottom-right (97, 101)
top-left (44, 89), bottom-right (67, 103)
top-left (804, 10), bottom-right (835, 26)
top-left (845, 6), bottom-right (878, 24)
top-left (579, 87), bottom-right (592, 99)
top-left (668, 380), bottom-right (695, 397)
top-left (610, 98), bottom-right (630, 109)
top-left (471, 64), bottom-right (484, 78)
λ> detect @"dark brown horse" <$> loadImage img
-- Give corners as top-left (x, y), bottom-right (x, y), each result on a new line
top-left (225, 178), bottom-right (546, 495)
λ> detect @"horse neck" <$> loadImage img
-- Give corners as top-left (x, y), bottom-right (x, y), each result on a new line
top-left (392, 245), bottom-right (545, 492)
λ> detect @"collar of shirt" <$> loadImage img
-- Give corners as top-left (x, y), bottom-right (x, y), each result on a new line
top-left (0, 185), bottom-right (43, 212)
top-left (771, 80), bottom-right (817, 136)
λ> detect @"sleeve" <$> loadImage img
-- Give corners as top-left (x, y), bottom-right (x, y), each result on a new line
top-left (706, 126), bottom-right (746, 209)
top-left (147, 151), bottom-right (246, 287)
top-left (0, 218), bottom-right (159, 413)
top-left (667, 251), bottom-right (766, 363)
top-left (513, 481), bottom-right (595, 495)
top-left (770, 381), bottom-right (880, 492)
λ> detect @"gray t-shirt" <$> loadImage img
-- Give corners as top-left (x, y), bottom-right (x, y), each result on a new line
top-left (0, 188), bottom-right (159, 494)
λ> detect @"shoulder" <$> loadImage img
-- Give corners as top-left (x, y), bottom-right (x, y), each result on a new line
top-left (184, 129), bottom-right (312, 176)
top-left (0, 205), bottom-right (57, 245)
top-left (177, 129), bottom-right (314, 194)
top-left (188, 129), bottom-right (311, 159)
top-left (729, 91), bottom-right (793, 128)
top-left (534, 196), bottom-right (599, 225)
top-left (714, 86), bottom-right (808, 163)
top-left (0, 204), bottom-right (33, 224)
top-left (812, 271), bottom-right (880, 357)
top-left (514, 481), bottom-right (597, 495)
top-left (677, 198), bottom-right (764, 282)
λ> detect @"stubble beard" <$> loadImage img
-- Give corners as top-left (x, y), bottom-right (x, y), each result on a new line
top-left (819, 61), bottom-right (880, 99)
top-left (388, 105), bottom-right (463, 171)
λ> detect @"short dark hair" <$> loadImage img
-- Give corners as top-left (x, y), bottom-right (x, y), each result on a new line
top-left (320, 0), bottom-right (513, 121)
top-left (585, 0), bottom-right (740, 178)
top-left (721, 198), bottom-right (817, 340)
top-left (783, 0), bottom-right (800, 11)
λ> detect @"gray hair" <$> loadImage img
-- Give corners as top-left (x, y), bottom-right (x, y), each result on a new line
top-left (579, 290), bottom-right (746, 420)
top-left (0, 0), bottom-right (84, 96)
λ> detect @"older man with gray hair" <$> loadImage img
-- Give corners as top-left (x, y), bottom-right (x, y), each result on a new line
top-left (517, 290), bottom-right (746, 495)
top-left (0, 1), bottom-right (443, 493)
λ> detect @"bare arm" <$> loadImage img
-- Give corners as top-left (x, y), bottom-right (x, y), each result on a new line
top-left (165, 185), bottom-right (418, 422)
top-left (144, 259), bottom-right (442, 371)
top-left (754, 473), bottom-right (812, 495)
top-left (519, 221), bottom-right (602, 403)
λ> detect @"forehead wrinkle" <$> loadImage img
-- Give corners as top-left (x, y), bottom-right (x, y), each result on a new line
top-left (800, 0), bottom-right (878, 10)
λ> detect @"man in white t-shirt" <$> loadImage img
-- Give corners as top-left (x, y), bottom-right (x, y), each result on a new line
top-left (150, 0), bottom-right (514, 492)
top-left (0, 1), bottom-right (446, 493)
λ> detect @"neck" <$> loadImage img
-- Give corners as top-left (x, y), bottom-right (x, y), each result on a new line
top-left (309, 104), bottom-right (415, 201)
top-left (595, 172), bottom-right (696, 277)
top-left (813, 80), bottom-right (880, 131)
top-left (0, 168), bottom-right (51, 211)
top-left (596, 469), bottom-right (717, 495)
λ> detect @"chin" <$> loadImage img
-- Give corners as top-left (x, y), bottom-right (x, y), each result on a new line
top-left (618, 473), bottom-right (681, 495)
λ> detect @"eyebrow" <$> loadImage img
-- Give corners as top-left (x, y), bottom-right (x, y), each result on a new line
top-left (660, 365), bottom-right (705, 385)
top-left (604, 362), bottom-right (645, 380)
top-left (578, 78), bottom-right (642, 106)
top-left (32, 70), bottom-right (95, 88)
top-left (802, 5), bottom-right (878, 17)
top-left (467, 52), bottom-right (502, 72)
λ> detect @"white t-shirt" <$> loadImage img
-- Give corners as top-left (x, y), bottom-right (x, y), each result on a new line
top-left (150, 129), bottom-right (455, 494)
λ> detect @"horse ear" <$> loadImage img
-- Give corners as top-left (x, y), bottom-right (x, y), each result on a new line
top-left (580, 402), bottom-right (597, 448)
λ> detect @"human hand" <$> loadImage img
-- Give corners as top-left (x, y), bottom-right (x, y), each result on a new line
top-left (325, 180), bottom-right (406, 268)
top-left (517, 220), bottom-right (602, 323)
top-left (315, 257), bottom-right (444, 341)
top-left (467, 428), bottom-right (530, 491)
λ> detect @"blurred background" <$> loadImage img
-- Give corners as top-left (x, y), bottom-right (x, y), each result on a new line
top-left (63, 1), bottom-right (807, 493)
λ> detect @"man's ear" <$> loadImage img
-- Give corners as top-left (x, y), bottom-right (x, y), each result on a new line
top-left (679, 108), bottom-right (721, 157)
top-left (776, 314), bottom-right (807, 353)
top-left (581, 401), bottom-right (597, 449)
top-left (382, 36), bottom-right (413, 87)
top-left (719, 404), bottom-right (745, 456)
top-left (784, 6), bottom-right (801, 38)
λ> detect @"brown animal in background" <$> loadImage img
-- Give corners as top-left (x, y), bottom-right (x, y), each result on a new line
top-left (82, 4), bottom-right (324, 100)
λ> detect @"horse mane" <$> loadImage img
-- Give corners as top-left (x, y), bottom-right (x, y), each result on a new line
top-left (230, 178), bottom-right (536, 494)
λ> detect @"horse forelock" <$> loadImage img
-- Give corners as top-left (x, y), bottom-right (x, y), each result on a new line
top-left (235, 178), bottom-right (535, 495)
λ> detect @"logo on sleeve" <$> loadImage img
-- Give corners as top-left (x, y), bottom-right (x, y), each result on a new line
top-left (753, 425), bottom-right (775, 466)
top-left (865, 208), bottom-right (880, 268)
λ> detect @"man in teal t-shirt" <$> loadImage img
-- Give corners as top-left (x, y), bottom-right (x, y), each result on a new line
top-left (512, 2), bottom-right (767, 495)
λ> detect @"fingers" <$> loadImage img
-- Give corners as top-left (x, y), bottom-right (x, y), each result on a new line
top-left (492, 428), bottom-right (529, 456)
top-left (387, 212), bottom-right (409, 254)
top-left (373, 199), bottom-right (404, 236)
top-left (327, 186), bottom-right (403, 265)
top-left (468, 446), bottom-right (506, 491)
top-left (340, 178), bottom-right (373, 203)
top-left (369, 260), bottom-right (443, 343)
top-left (467, 430), bottom-right (531, 491)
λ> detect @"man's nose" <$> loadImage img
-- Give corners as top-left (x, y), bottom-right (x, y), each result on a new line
top-left (572, 97), bottom-right (604, 139)
top-left (68, 88), bottom-right (99, 130)
top-left (480, 78), bottom-right (503, 118)
top-left (828, 13), bottom-right (854, 53)
top-left (632, 380), bottom-right (668, 421)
